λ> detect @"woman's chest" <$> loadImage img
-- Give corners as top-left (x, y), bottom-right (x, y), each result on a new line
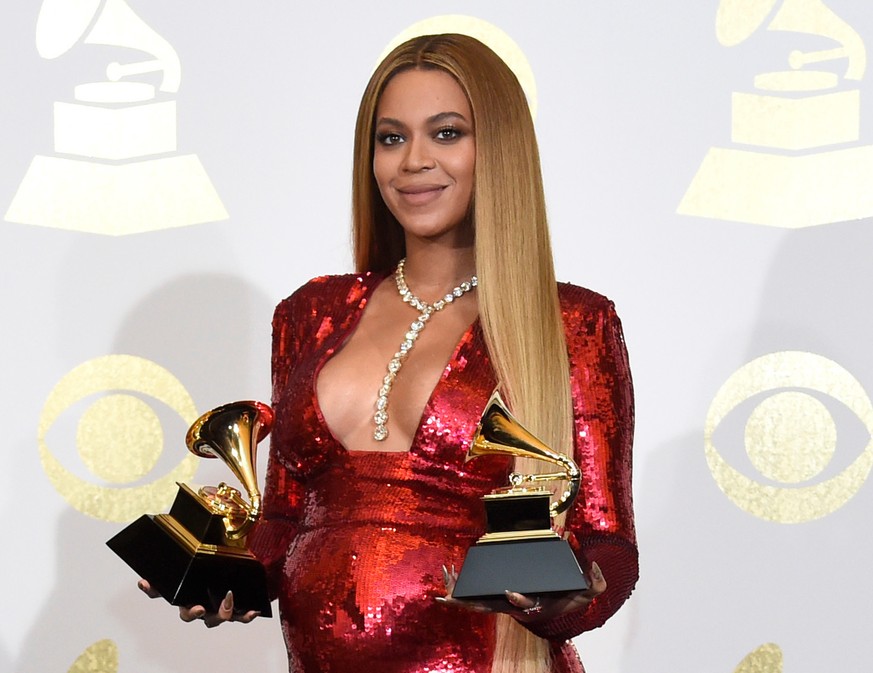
top-left (272, 315), bottom-right (501, 475)
top-left (316, 285), bottom-right (480, 453)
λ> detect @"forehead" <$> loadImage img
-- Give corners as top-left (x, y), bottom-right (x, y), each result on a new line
top-left (376, 68), bottom-right (471, 120)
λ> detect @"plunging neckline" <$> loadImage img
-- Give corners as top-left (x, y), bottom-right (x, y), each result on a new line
top-left (311, 274), bottom-right (481, 455)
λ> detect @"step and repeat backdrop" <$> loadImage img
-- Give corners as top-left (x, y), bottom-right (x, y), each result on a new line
top-left (2, 1), bottom-right (872, 672)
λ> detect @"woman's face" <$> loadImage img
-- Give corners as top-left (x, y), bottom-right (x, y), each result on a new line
top-left (373, 68), bottom-right (475, 245)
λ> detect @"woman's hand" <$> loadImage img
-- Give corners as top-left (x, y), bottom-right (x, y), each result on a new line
top-left (436, 561), bottom-right (607, 623)
top-left (137, 580), bottom-right (261, 627)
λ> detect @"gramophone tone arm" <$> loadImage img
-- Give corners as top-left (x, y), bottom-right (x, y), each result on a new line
top-left (508, 471), bottom-right (569, 485)
top-left (507, 463), bottom-right (581, 518)
top-left (767, 0), bottom-right (866, 81)
top-left (224, 493), bottom-right (261, 541)
top-left (107, 59), bottom-right (165, 81)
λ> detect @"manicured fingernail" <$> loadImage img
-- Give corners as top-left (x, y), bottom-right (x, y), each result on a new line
top-left (137, 580), bottom-right (146, 592)
top-left (442, 565), bottom-right (450, 585)
top-left (592, 562), bottom-right (603, 580)
top-left (435, 596), bottom-right (448, 603)
top-left (223, 591), bottom-right (233, 610)
top-left (192, 607), bottom-right (206, 618)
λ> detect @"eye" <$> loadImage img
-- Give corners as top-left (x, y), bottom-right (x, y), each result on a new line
top-left (704, 351), bottom-right (873, 523)
top-left (376, 131), bottom-right (404, 146)
top-left (435, 126), bottom-right (462, 142)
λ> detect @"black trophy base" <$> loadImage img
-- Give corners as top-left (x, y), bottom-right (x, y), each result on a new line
top-left (106, 485), bottom-right (272, 616)
top-left (451, 538), bottom-right (588, 601)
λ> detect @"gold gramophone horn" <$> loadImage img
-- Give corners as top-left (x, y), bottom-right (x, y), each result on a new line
top-left (469, 391), bottom-right (581, 516)
top-left (186, 401), bottom-right (273, 540)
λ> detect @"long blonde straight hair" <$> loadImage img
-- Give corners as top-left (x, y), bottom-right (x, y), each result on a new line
top-left (352, 34), bottom-right (574, 673)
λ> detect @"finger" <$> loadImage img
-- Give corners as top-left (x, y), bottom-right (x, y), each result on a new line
top-left (179, 605), bottom-right (206, 623)
top-left (202, 591), bottom-right (235, 627)
top-left (586, 562), bottom-right (607, 597)
top-left (234, 610), bottom-right (261, 624)
top-left (435, 596), bottom-right (491, 613)
top-left (137, 580), bottom-right (161, 599)
top-left (504, 590), bottom-right (536, 611)
top-left (442, 565), bottom-right (457, 595)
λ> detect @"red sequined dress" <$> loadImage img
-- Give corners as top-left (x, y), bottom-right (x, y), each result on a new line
top-left (249, 273), bottom-right (637, 673)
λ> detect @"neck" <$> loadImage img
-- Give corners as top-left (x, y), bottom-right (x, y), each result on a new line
top-left (401, 242), bottom-right (476, 303)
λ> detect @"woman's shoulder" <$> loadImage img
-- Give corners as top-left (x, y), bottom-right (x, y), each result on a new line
top-left (557, 281), bottom-right (616, 315)
top-left (274, 271), bottom-right (385, 321)
top-left (557, 283), bottom-right (630, 370)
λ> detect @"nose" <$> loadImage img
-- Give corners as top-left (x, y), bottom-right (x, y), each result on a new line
top-left (401, 136), bottom-right (435, 172)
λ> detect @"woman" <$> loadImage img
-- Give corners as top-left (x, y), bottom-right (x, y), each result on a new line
top-left (143, 33), bottom-right (637, 673)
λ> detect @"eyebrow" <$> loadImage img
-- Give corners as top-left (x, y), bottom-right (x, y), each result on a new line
top-left (375, 111), bottom-right (470, 128)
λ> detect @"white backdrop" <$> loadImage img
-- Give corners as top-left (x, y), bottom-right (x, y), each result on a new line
top-left (2, 2), bottom-right (872, 672)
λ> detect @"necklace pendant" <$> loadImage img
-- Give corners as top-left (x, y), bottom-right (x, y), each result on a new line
top-left (372, 258), bottom-right (478, 443)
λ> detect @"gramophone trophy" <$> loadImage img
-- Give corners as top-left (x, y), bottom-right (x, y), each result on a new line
top-left (107, 401), bottom-right (273, 616)
top-left (451, 392), bottom-right (588, 601)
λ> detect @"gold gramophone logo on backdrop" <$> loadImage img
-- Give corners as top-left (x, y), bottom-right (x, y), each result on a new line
top-left (705, 351), bottom-right (873, 523)
top-left (678, 0), bottom-right (872, 228)
top-left (38, 355), bottom-right (199, 521)
top-left (5, 0), bottom-right (228, 236)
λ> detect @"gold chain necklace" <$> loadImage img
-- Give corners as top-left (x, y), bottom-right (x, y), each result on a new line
top-left (373, 258), bottom-right (478, 441)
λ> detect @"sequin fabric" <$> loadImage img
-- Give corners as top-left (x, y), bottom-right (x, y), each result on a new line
top-left (249, 273), bottom-right (637, 673)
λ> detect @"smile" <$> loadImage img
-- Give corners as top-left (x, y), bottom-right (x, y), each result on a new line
top-left (396, 184), bottom-right (447, 206)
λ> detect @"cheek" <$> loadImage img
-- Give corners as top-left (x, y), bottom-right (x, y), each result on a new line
top-left (372, 154), bottom-right (392, 198)
top-left (457, 153), bottom-right (476, 197)
top-left (459, 143), bottom-right (476, 180)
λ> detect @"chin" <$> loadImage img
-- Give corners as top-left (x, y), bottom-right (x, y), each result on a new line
top-left (405, 226), bottom-right (470, 244)
top-left (397, 214), bottom-right (471, 241)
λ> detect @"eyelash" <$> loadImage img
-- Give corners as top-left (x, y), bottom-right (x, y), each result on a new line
top-left (375, 126), bottom-right (464, 146)
top-left (435, 125), bottom-right (462, 141)
top-left (374, 132), bottom-right (400, 146)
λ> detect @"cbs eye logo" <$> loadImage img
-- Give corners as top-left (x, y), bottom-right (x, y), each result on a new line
top-left (38, 355), bottom-right (199, 522)
top-left (704, 351), bottom-right (873, 523)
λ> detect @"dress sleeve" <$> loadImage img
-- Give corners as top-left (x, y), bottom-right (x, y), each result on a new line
top-left (248, 296), bottom-right (307, 599)
top-left (525, 296), bottom-right (638, 641)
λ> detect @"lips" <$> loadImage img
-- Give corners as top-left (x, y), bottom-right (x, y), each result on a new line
top-left (395, 184), bottom-right (447, 206)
